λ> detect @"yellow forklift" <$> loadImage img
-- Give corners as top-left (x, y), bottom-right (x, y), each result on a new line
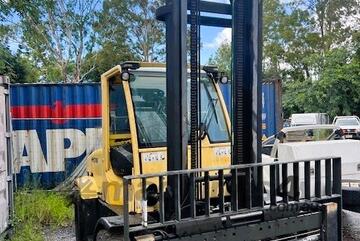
top-left (74, 62), bottom-right (233, 240)
top-left (74, 0), bottom-right (343, 240)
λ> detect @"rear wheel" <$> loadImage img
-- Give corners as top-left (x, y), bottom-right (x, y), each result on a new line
top-left (96, 230), bottom-right (124, 241)
top-left (73, 190), bottom-right (99, 241)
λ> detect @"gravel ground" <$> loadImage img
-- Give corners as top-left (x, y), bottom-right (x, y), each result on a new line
top-left (44, 224), bottom-right (75, 241)
top-left (343, 210), bottom-right (360, 241)
top-left (43, 211), bottom-right (360, 241)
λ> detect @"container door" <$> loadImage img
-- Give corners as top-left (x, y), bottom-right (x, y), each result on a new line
top-left (0, 76), bottom-right (11, 235)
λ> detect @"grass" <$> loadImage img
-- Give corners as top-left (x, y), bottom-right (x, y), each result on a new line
top-left (10, 190), bottom-right (74, 241)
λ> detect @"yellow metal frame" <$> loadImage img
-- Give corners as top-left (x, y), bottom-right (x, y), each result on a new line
top-left (76, 62), bottom-right (232, 215)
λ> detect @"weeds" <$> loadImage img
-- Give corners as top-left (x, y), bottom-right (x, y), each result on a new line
top-left (10, 190), bottom-right (74, 241)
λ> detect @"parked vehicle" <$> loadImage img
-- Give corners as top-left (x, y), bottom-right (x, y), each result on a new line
top-left (333, 116), bottom-right (360, 139)
top-left (290, 113), bottom-right (329, 126)
top-left (262, 124), bottom-right (343, 156)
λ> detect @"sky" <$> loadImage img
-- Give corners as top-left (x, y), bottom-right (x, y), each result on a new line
top-left (200, 0), bottom-right (231, 63)
top-left (201, 27), bottom-right (231, 63)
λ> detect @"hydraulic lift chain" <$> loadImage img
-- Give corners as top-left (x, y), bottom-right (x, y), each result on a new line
top-left (190, 0), bottom-right (201, 171)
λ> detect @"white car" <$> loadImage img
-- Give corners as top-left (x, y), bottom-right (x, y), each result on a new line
top-left (290, 113), bottom-right (329, 126)
top-left (333, 116), bottom-right (360, 139)
top-left (262, 125), bottom-right (360, 199)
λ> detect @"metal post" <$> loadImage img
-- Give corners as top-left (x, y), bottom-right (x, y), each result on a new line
top-left (159, 176), bottom-right (165, 223)
top-left (293, 162), bottom-right (299, 201)
top-left (323, 202), bottom-right (340, 241)
top-left (204, 171), bottom-right (210, 216)
top-left (218, 170), bottom-right (225, 213)
top-left (304, 161), bottom-right (311, 200)
top-left (232, 0), bottom-right (263, 207)
top-left (123, 178), bottom-right (129, 241)
top-left (333, 157), bottom-right (343, 240)
top-left (282, 164), bottom-right (288, 203)
top-left (161, 0), bottom-right (188, 172)
top-left (157, 0), bottom-right (188, 215)
top-left (270, 165), bottom-right (277, 206)
top-left (325, 159), bottom-right (332, 196)
top-left (332, 158), bottom-right (341, 195)
top-left (315, 160), bottom-right (321, 198)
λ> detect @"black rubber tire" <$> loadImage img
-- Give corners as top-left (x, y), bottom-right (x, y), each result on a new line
top-left (74, 190), bottom-right (98, 241)
top-left (96, 230), bottom-right (124, 241)
top-left (74, 190), bottom-right (85, 241)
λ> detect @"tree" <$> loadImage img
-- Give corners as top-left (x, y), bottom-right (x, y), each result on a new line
top-left (262, 0), bottom-right (286, 77)
top-left (81, 0), bottom-right (138, 82)
top-left (298, 0), bottom-right (360, 53)
top-left (308, 49), bottom-right (360, 117)
top-left (98, 0), bottom-right (165, 63)
top-left (208, 42), bottom-right (231, 77)
top-left (208, 0), bottom-right (360, 119)
top-left (283, 48), bottom-right (360, 118)
top-left (127, 0), bottom-right (165, 62)
top-left (8, 0), bottom-right (100, 82)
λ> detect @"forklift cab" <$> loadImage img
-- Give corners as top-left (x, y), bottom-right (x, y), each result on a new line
top-left (77, 62), bottom-right (231, 213)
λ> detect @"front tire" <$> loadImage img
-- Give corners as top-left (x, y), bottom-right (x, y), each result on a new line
top-left (73, 190), bottom-right (99, 241)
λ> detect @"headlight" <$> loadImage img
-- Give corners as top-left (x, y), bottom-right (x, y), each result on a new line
top-left (121, 71), bottom-right (130, 81)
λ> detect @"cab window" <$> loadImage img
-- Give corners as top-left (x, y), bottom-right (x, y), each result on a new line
top-left (109, 84), bottom-right (130, 134)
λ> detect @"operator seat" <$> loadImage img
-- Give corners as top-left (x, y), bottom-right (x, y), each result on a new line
top-left (110, 143), bottom-right (133, 176)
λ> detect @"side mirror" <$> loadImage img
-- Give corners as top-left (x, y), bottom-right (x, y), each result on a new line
top-left (277, 131), bottom-right (286, 141)
top-left (202, 66), bottom-right (229, 84)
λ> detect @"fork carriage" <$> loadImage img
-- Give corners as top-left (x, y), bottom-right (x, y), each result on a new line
top-left (106, 157), bottom-right (343, 241)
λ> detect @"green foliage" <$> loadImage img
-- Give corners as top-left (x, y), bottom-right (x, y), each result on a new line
top-left (7, 0), bottom-right (100, 82)
top-left (81, 0), bottom-right (164, 82)
top-left (282, 79), bottom-right (312, 118)
top-left (10, 223), bottom-right (43, 241)
top-left (97, 0), bottom-right (164, 60)
top-left (283, 48), bottom-right (360, 118)
top-left (208, 43), bottom-right (231, 77)
top-left (209, 0), bottom-right (360, 119)
top-left (0, 46), bottom-right (40, 83)
top-left (11, 190), bottom-right (74, 241)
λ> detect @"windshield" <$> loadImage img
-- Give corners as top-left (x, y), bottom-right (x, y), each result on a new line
top-left (196, 77), bottom-right (229, 143)
top-left (335, 118), bottom-right (360, 126)
top-left (129, 71), bottom-right (230, 147)
top-left (284, 128), bottom-right (335, 142)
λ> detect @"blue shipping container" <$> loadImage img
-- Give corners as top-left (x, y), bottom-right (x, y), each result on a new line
top-left (219, 79), bottom-right (282, 140)
top-left (11, 81), bottom-right (281, 188)
top-left (11, 83), bottom-right (102, 188)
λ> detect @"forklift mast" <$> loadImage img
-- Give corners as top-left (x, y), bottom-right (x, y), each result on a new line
top-left (156, 0), bottom-right (263, 207)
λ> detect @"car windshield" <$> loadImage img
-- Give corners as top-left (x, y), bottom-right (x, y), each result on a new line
top-left (284, 128), bottom-right (335, 142)
top-left (335, 118), bottom-right (360, 126)
top-left (129, 71), bottom-right (230, 147)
